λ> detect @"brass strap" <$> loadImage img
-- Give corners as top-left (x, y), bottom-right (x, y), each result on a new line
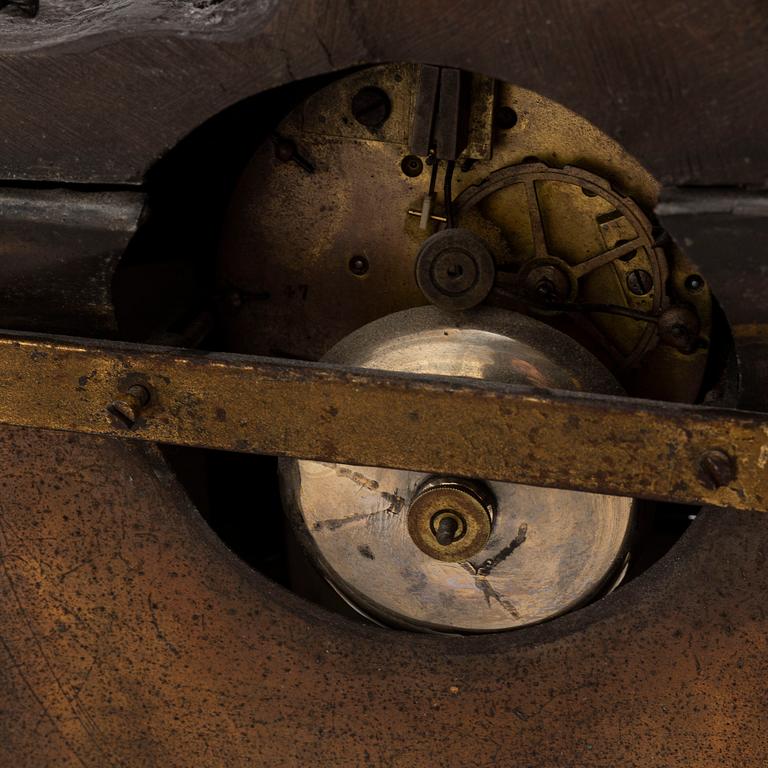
top-left (0, 331), bottom-right (765, 511)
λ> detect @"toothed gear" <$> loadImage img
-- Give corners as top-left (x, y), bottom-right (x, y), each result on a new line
top-left (453, 162), bottom-right (669, 367)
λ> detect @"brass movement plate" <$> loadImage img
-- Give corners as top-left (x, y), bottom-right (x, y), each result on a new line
top-left (219, 63), bottom-right (712, 404)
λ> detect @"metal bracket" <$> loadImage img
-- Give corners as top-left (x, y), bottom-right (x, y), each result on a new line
top-left (0, 330), bottom-right (765, 511)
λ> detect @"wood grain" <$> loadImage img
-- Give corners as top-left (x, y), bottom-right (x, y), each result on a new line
top-left (0, 0), bottom-right (764, 186)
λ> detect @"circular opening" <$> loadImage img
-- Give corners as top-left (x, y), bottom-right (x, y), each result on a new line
top-left (351, 86), bottom-right (391, 129)
top-left (496, 105), bottom-right (518, 129)
top-left (124, 62), bottom-right (737, 636)
top-left (685, 274), bottom-right (705, 293)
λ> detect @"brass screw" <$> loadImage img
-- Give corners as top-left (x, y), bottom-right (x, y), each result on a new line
top-left (626, 269), bottom-right (653, 296)
top-left (107, 384), bottom-right (151, 430)
top-left (698, 449), bottom-right (735, 490)
top-left (434, 513), bottom-right (462, 545)
top-left (348, 255), bottom-right (369, 276)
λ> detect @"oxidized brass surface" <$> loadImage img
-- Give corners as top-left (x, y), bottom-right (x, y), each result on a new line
top-left (406, 479), bottom-right (495, 563)
top-left (0, 328), bottom-right (760, 510)
top-left (219, 63), bottom-right (712, 403)
top-left (0, 4), bottom-right (762, 765)
top-left (456, 163), bottom-right (664, 366)
top-left (280, 307), bottom-right (633, 631)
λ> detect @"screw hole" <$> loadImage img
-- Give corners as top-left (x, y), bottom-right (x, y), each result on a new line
top-left (349, 255), bottom-right (369, 276)
top-left (351, 86), bottom-right (391, 129)
top-left (496, 106), bottom-right (518, 129)
top-left (685, 274), bottom-right (705, 293)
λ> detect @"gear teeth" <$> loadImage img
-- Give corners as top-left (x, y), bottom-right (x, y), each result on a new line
top-left (454, 161), bottom-right (653, 237)
top-left (562, 165), bottom-right (613, 192)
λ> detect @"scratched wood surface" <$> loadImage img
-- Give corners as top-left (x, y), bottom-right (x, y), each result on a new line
top-left (0, 425), bottom-right (766, 766)
top-left (0, 0), bottom-right (765, 187)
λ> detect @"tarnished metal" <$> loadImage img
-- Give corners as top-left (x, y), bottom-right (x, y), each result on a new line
top-left (0, 15), bottom-right (762, 768)
top-left (406, 479), bottom-right (495, 562)
top-left (0, 4), bottom-right (765, 766)
top-left (0, 323), bottom-right (763, 511)
top-left (220, 66), bottom-right (660, 365)
top-left (106, 383), bottom-right (152, 429)
top-left (219, 66), bottom-right (711, 404)
top-left (281, 307), bottom-right (634, 632)
top-left (415, 228), bottom-right (496, 310)
top-left (453, 161), bottom-right (712, 399)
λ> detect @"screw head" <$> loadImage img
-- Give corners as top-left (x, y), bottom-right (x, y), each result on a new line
top-left (685, 274), bottom-right (705, 293)
top-left (698, 449), bottom-right (735, 490)
top-left (522, 262), bottom-right (573, 306)
top-left (106, 384), bottom-right (151, 430)
top-left (535, 278), bottom-right (557, 301)
top-left (626, 269), bottom-right (654, 296)
top-left (349, 255), bottom-right (369, 276)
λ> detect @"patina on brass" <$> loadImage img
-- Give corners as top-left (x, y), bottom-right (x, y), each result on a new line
top-left (218, 63), bottom-right (712, 404)
top-left (454, 162), bottom-right (666, 368)
top-left (0, 325), bottom-right (762, 511)
top-left (407, 478), bottom-right (495, 562)
top-left (0, 6), bottom-right (763, 764)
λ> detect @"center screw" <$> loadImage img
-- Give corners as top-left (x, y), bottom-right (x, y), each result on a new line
top-left (434, 513), bottom-right (462, 545)
top-left (407, 478), bottom-right (495, 562)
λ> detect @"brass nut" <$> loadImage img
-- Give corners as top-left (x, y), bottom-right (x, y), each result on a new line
top-left (407, 479), bottom-right (494, 562)
top-left (415, 229), bottom-right (496, 311)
